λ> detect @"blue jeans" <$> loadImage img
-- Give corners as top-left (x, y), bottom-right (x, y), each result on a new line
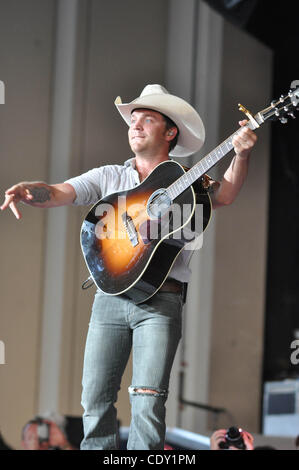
top-left (80, 289), bottom-right (183, 450)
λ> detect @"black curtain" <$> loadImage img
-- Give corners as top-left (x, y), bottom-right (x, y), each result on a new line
top-left (263, 40), bottom-right (299, 381)
top-left (203, 0), bottom-right (299, 388)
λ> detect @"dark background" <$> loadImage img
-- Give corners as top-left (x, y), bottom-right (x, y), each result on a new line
top-left (204, 0), bottom-right (299, 387)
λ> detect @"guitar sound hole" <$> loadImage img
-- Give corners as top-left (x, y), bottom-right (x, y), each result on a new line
top-left (147, 189), bottom-right (172, 219)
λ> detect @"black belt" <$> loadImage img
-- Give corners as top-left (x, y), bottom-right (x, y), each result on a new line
top-left (159, 279), bottom-right (188, 302)
top-left (159, 279), bottom-right (183, 293)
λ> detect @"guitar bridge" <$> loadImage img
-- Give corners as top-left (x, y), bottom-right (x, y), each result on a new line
top-left (122, 212), bottom-right (139, 247)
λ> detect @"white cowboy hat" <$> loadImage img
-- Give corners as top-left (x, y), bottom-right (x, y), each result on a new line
top-left (114, 84), bottom-right (205, 157)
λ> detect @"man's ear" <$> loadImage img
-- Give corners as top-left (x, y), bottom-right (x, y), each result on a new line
top-left (166, 127), bottom-right (177, 140)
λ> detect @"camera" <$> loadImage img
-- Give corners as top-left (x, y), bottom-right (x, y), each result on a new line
top-left (219, 426), bottom-right (246, 450)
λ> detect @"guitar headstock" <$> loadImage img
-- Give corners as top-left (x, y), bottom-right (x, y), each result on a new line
top-left (256, 82), bottom-right (299, 125)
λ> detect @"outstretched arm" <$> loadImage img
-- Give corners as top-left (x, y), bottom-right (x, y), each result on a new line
top-left (210, 120), bottom-right (257, 209)
top-left (1, 181), bottom-right (76, 219)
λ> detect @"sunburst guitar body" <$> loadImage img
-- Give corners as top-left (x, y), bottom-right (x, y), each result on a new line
top-left (80, 160), bottom-right (211, 303)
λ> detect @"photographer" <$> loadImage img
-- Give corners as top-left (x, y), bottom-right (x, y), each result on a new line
top-left (21, 416), bottom-right (76, 450)
top-left (210, 427), bottom-right (254, 450)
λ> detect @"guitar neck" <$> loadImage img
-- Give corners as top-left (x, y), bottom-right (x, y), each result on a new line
top-left (166, 83), bottom-right (299, 200)
top-left (167, 127), bottom-right (242, 200)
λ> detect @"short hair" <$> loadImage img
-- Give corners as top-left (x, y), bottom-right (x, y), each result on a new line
top-left (160, 113), bottom-right (179, 153)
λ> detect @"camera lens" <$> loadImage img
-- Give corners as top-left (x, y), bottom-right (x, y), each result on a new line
top-left (226, 426), bottom-right (245, 449)
top-left (227, 426), bottom-right (241, 439)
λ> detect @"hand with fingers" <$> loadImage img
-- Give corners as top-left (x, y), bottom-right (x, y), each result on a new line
top-left (232, 119), bottom-right (258, 160)
top-left (210, 429), bottom-right (227, 450)
top-left (1, 182), bottom-right (51, 219)
top-left (242, 430), bottom-right (255, 450)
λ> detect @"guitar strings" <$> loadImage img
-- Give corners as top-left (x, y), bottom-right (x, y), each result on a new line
top-left (147, 126), bottom-right (244, 213)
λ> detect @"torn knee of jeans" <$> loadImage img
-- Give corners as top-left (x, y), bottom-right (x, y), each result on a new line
top-left (128, 386), bottom-right (168, 398)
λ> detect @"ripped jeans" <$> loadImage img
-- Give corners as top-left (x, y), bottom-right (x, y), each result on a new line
top-left (80, 289), bottom-right (183, 450)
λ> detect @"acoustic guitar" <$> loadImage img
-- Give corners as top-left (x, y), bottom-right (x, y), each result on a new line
top-left (81, 84), bottom-right (299, 303)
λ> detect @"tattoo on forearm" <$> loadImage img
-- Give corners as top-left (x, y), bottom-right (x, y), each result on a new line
top-left (29, 186), bottom-right (51, 203)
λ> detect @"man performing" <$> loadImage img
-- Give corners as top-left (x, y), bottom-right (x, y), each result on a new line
top-left (1, 84), bottom-right (257, 450)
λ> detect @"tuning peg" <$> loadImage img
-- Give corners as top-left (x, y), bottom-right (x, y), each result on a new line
top-left (280, 117), bottom-right (288, 124)
top-left (288, 111), bottom-right (296, 119)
